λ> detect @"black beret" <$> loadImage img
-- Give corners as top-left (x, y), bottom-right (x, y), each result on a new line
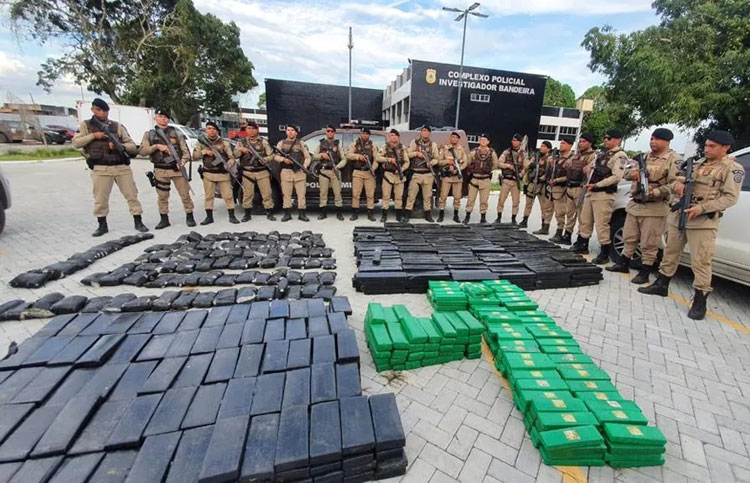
top-left (479, 133), bottom-right (490, 140)
top-left (651, 127), bottom-right (673, 141)
top-left (706, 130), bottom-right (735, 146)
top-left (541, 141), bottom-right (553, 149)
top-left (579, 132), bottom-right (595, 144)
top-left (512, 133), bottom-right (523, 142)
top-left (361, 128), bottom-right (371, 135)
top-left (450, 131), bottom-right (460, 138)
top-left (154, 108), bottom-right (169, 117)
top-left (560, 136), bottom-right (575, 145)
top-left (288, 124), bottom-right (299, 133)
top-left (389, 129), bottom-right (400, 136)
top-left (606, 128), bottom-right (623, 139)
top-left (205, 121), bottom-right (219, 130)
top-left (246, 121), bottom-right (259, 129)
top-left (421, 125), bottom-right (432, 132)
top-left (92, 98), bottom-right (109, 111)
top-left (326, 124), bottom-right (336, 131)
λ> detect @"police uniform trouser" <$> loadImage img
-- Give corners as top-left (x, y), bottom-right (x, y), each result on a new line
top-left (564, 186), bottom-right (583, 233)
top-left (579, 195), bottom-right (614, 245)
top-left (497, 179), bottom-right (520, 215)
top-left (381, 172), bottom-right (404, 210)
top-left (524, 184), bottom-right (553, 222)
top-left (622, 214), bottom-right (666, 265)
top-left (438, 176), bottom-right (462, 211)
top-left (551, 186), bottom-right (568, 229)
top-left (202, 171), bottom-right (234, 210)
top-left (352, 170), bottom-right (376, 209)
top-left (91, 164), bottom-right (143, 217)
top-left (466, 177), bottom-right (490, 214)
top-left (318, 169), bottom-right (343, 208)
top-left (281, 169), bottom-right (307, 209)
top-left (241, 170), bottom-right (274, 210)
top-left (659, 213), bottom-right (716, 293)
top-left (154, 168), bottom-right (193, 215)
top-left (406, 172), bottom-right (434, 211)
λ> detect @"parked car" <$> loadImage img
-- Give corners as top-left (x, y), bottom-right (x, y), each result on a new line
top-left (44, 124), bottom-right (75, 141)
top-left (0, 165), bottom-right (11, 235)
top-left (0, 120), bottom-right (66, 144)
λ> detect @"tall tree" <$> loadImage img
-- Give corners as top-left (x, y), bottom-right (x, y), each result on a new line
top-left (582, 0), bottom-right (750, 146)
top-left (543, 78), bottom-right (576, 108)
top-left (580, 85), bottom-right (638, 144)
top-left (6, 0), bottom-right (256, 125)
top-left (257, 92), bottom-right (266, 109)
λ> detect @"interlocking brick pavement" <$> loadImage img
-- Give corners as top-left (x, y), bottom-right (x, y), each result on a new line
top-left (1, 159), bottom-right (749, 482)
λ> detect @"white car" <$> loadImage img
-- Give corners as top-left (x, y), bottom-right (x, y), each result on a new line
top-left (610, 147), bottom-right (750, 286)
top-left (168, 123), bottom-right (201, 155)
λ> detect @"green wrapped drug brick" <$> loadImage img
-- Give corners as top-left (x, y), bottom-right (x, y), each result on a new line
top-left (558, 366), bottom-right (611, 382)
top-left (603, 423), bottom-right (666, 447)
top-left (502, 300), bottom-right (540, 311)
top-left (550, 353), bottom-right (594, 365)
top-left (508, 369), bottom-right (560, 386)
top-left (514, 377), bottom-right (570, 392)
top-left (481, 311), bottom-right (523, 325)
top-left (538, 337), bottom-right (579, 347)
top-left (512, 310), bottom-right (549, 318)
top-left (467, 295), bottom-right (501, 306)
top-left (567, 380), bottom-right (619, 394)
top-left (590, 407), bottom-right (649, 426)
top-left (367, 324), bottom-right (393, 352)
top-left (539, 344), bottom-right (582, 355)
top-left (431, 313), bottom-right (458, 338)
top-left (517, 316), bottom-right (558, 325)
top-left (584, 399), bottom-right (641, 413)
top-left (503, 352), bottom-right (557, 372)
top-left (534, 411), bottom-right (599, 432)
top-left (392, 304), bottom-right (412, 322)
top-left (606, 456), bottom-right (665, 468)
top-left (529, 396), bottom-right (589, 415)
top-left (386, 324), bottom-right (410, 350)
top-left (515, 389), bottom-right (575, 412)
top-left (576, 391), bottom-right (626, 404)
top-left (400, 316), bottom-right (428, 344)
top-left (407, 352), bottom-right (424, 361)
top-left (443, 313), bottom-right (470, 336)
top-left (539, 425), bottom-right (605, 452)
top-left (366, 302), bottom-right (387, 325)
top-left (455, 311), bottom-right (485, 334)
top-left (526, 327), bottom-right (573, 339)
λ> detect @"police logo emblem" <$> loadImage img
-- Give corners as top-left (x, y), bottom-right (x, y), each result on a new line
top-left (425, 69), bottom-right (437, 85)
top-left (733, 169), bottom-right (744, 184)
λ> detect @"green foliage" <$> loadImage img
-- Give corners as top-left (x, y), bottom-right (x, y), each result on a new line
top-left (582, 0), bottom-right (750, 147)
top-left (0, 147), bottom-right (81, 161)
top-left (257, 92), bottom-right (266, 109)
top-left (543, 78), bottom-right (576, 108)
top-left (580, 85), bottom-right (638, 145)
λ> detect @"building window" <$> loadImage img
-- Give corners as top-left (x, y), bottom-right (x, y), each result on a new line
top-left (278, 125), bottom-right (286, 131)
top-left (466, 135), bottom-right (479, 143)
top-left (539, 125), bottom-right (557, 134)
top-left (470, 93), bottom-right (490, 103)
top-left (560, 126), bottom-right (578, 136)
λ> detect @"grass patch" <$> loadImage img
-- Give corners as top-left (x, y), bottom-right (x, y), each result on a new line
top-left (0, 147), bottom-right (82, 161)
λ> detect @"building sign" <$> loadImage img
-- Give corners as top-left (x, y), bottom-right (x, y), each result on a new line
top-left (436, 71), bottom-right (537, 96)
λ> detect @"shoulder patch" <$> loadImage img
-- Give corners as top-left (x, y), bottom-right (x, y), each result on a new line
top-left (732, 169), bottom-right (745, 184)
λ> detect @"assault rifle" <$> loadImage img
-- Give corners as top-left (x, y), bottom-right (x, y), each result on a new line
top-left (89, 116), bottom-right (131, 162)
top-left (545, 149), bottom-right (559, 200)
top-left (241, 138), bottom-right (273, 174)
top-left (675, 156), bottom-right (696, 232)
top-left (449, 146), bottom-right (463, 180)
top-left (576, 150), bottom-right (605, 208)
top-left (323, 146), bottom-right (342, 182)
top-left (392, 146), bottom-right (405, 181)
top-left (154, 126), bottom-right (193, 193)
top-left (631, 152), bottom-right (649, 203)
top-left (270, 143), bottom-right (317, 179)
top-left (510, 150), bottom-right (522, 190)
top-left (197, 134), bottom-right (243, 191)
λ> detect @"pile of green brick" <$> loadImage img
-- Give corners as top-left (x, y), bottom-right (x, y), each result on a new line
top-left (364, 302), bottom-right (484, 372)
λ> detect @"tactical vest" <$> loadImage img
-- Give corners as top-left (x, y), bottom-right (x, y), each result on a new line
top-left (382, 143), bottom-right (405, 172)
top-left (501, 149), bottom-right (522, 180)
top-left (567, 149), bottom-right (593, 184)
top-left (470, 148), bottom-right (494, 177)
top-left (442, 145), bottom-right (464, 177)
top-left (149, 126), bottom-right (182, 169)
top-left (239, 137), bottom-right (268, 170)
top-left (352, 139), bottom-right (375, 171)
top-left (85, 119), bottom-right (126, 165)
top-left (280, 138), bottom-right (304, 170)
top-left (528, 154), bottom-right (551, 183)
top-left (412, 139), bottom-right (433, 172)
top-left (631, 152), bottom-right (672, 202)
top-left (318, 138), bottom-right (340, 169)
top-left (553, 152), bottom-right (570, 180)
top-left (201, 137), bottom-right (230, 173)
top-left (590, 149), bottom-right (620, 193)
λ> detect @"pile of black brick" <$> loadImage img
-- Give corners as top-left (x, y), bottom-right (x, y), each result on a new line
top-left (352, 223), bottom-right (603, 294)
top-left (0, 299), bottom-right (407, 482)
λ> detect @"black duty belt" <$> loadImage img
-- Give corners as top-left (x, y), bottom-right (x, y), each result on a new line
top-left (567, 182), bottom-right (582, 187)
top-left (153, 163), bottom-right (178, 170)
top-left (472, 175), bottom-right (490, 179)
top-left (203, 166), bottom-right (226, 174)
top-left (91, 159), bottom-right (128, 166)
top-left (413, 169), bottom-right (431, 174)
top-left (242, 166), bottom-right (267, 172)
top-left (281, 166), bottom-right (299, 171)
top-left (502, 175), bottom-right (517, 180)
top-left (354, 167), bottom-right (371, 172)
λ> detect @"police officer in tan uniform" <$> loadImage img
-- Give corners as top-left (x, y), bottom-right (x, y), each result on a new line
top-left (313, 125), bottom-right (346, 220)
top-left (234, 121), bottom-right (276, 221)
top-left (496, 133), bottom-right (528, 224)
top-left (274, 125), bottom-right (312, 222)
top-left (377, 129), bottom-right (410, 223)
top-left (437, 132), bottom-right (469, 223)
top-left (192, 121), bottom-right (238, 225)
top-left (463, 133), bottom-right (498, 224)
top-left (520, 140), bottom-right (554, 234)
top-left (139, 109), bottom-right (194, 229)
top-left (564, 133), bottom-right (597, 246)
top-left (606, 128), bottom-right (680, 283)
top-left (73, 98), bottom-right (148, 237)
top-left (406, 125), bottom-right (440, 222)
top-left (344, 128), bottom-right (379, 221)
top-left (639, 130), bottom-right (744, 320)
top-left (549, 136), bottom-right (575, 243)
top-left (572, 129), bottom-right (626, 264)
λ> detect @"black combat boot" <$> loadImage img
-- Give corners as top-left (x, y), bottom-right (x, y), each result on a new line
top-left (350, 209), bottom-right (359, 221)
top-left (155, 214), bottom-right (170, 230)
top-left (495, 214), bottom-right (503, 224)
top-left (395, 209), bottom-right (403, 222)
top-left (437, 210), bottom-right (445, 222)
top-left (336, 207), bottom-right (344, 220)
top-left (519, 216), bottom-right (529, 228)
top-left (186, 212), bottom-right (196, 227)
top-left (480, 214), bottom-right (487, 224)
top-left (533, 223), bottom-right (550, 235)
top-left (638, 273), bottom-right (671, 297)
top-left (200, 210), bottom-right (214, 225)
top-left (592, 244), bottom-right (610, 264)
top-left (606, 256), bottom-right (630, 273)
top-left (453, 212), bottom-right (460, 223)
top-left (318, 208), bottom-right (327, 220)
top-left (242, 208), bottom-right (252, 222)
top-left (462, 213), bottom-right (471, 224)
top-left (424, 211), bottom-right (434, 222)
top-left (281, 209), bottom-right (292, 222)
top-left (228, 209), bottom-right (239, 224)
top-left (381, 210), bottom-right (388, 223)
top-left (266, 210), bottom-right (276, 221)
top-left (133, 215), bottom-right (149, 232)
top-left (511, 215), bottom-right (517, 225)
top-left (571, 236), bottom-right (589, 254)
top-left (560, 232), bottom-right (572, 245)
top-left (630, 265), bottom-right (652, 285)
top-left (687, 290), bottom-right (708, 320)
top-left (367, 209), bottom-right (376, 222)
top-left (403, 210), bottom-right (411, 223)
top-left (298, 210), bottom-right (309, 222)
top-left (92, 217), bottom-right (108, 237)
top-left (550, 229), bottom-right (563, 243)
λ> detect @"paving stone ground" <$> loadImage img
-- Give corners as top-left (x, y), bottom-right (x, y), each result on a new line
top-left (1, 159), bottom-right (749, 483)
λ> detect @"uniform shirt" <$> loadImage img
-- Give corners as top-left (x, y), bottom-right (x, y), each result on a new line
top-left (439, 143), bottom-right (469, 178)
top-left (564, 148), bottom-right (596, 185)
top-left (497, 148), bottom-right (528, 179)
top-left (625, 149), bottom-right (681, 217)
top-left (586, 148), bottom-right (626, 200)
top-left (234, 136), bottom-right (273, 168)
top-left (73, 119), bottom-right (137, 156)
top-left (274, 138), bottom-right (311, 169)
top-left (139, 126), bottom-right (190, 165)
top-left (407, 138), bottom-right (439, 172)
top-left (313, 138), bottom-right (346, 170)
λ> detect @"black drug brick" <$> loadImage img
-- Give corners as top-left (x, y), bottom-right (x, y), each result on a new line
top-left (34, 314), bottom-right (76, 337)
top-left (203, 306), bottom-right (232, 328)
top-left (288, 299), bottom-right (309, 319)
top-left (105, 393), bottom-right (163, 449)
top-left (179, 310), bottom-right (208, 331)
top-left (138, 357), bottom-right (187, 394)
top-left (336, 330), bottom-right (359, 364)
top-left (313, 336), bottom-right (336, 364)
top-left (106, 334), bottom-right (151, 364)
top-left (369, 393), bottom-right (405, 451)
top-left (269, 300), bottom-right (290, 319)
top-left (241, 318), bottom-right (266, 345)
top-left (240, 413), bottom-right (279, 483)
top-left (226, 304), bottom-right (251, 325)
top-left (11, 366), bottom-right (70, 404)
top-left (88, 450), bottom-right (137, 482)
top-left (74, 334), bottom-right (125, 367)
top-left (287, 339), bottom-right (311, 370)
top-left (198, 415), bottom-right (249, 483)
top-left (182, 383), bottom-right (226, 429)
top-left (43, 368), bottom-right (92, 407)
top-left (144, 386), bottom-right (197, 436)
top-left (8, 455), bottom-right (63, 483)
top-left (275, 405), bottom-right (309, 472)
top-left (234, 344), bottom-right (264, 378)
top-left (0, 403), bottom-right (33, 444)
top-left (216, 323), bottom-right (243, 349)
top-left (204, 347), bottom-right (240, 384)
top-left (0, 406), bottom-right (60, 462)
top-left (310, 461), bottom-right (342, 477)
top-left (56, 314), bottom-right (98, 337)
top-left (69, 400), bottom-right (129, 455)
top-left (125, 430), bottom-right (181, 483)
top-left (173, 353), bottom-right (213, 388)
top-left (310, 363), bottom-right (336, 404)
top-left (0, 462), bottom-right (20, 482)
top-left (248, 301), bottom-right (270, 319)
top-left (190, 327), bottom-right (222, 354)
top-left (32, 395), bottom-right (100, 457)
top-left (375, 448), bottom-right (404, 461)
top-left (77, 363), bottom-right (129, 400)
top-left (285, 318), bottom-right (307, 340)
top-left (250, 373), bottom-right (285, 416)
top-left (153, 312), bottom-right (186, 334)
top-left (339, 396), bottom-right (375, 456)
top-left (307, 317), bottom-right (329, 338)
top-left (101, 313), bottom-right (142, 335)
top-left (342, 454), bottom-right (374, 472)
top-left (127, 313), bottom-right (164, 334)
top-left (135, 334), bottom-right (174, 361)
top-left (165, 330), bottom-right (200, 358)
top-left (24, 336), bottom-right (75, 365)
top-left (263, 319), bottom-right (285, 342)
top-left (282, 367), bottom-right (310, 408)
top-left (342, 470), bottom-right (374, 482)
top-left (166, 426), bottom-right (213, 483)
top-left (0, 367), bottom-right (43, 404)
top-left (48, 453), bottom-right (104, 483)
top-left (330, 297), bottom-right (352, 315)
top-left (336, 363), bottom-right (361, 398)
top-left (327, 312), bottom-right (349, 334)
top-left (0, 338), bottom-right (49, 370)
top-left (109, 361), bottom-right (157, 401)
top-left (374, 452), bottom-right (407, 479)
top-left (277, 467), bottom-right (310, 481)
top-left (262, 340), bottom-right (289, 373)
top-left (310, 401), bottom-right (342, 466)
top-left (218, 377), bottom-right (256, 420)
top-left (315, 470), bottom-right (344, 483)
top-left (307, 299), bottom-right (327, 318)
top-left (79, 314), bottom-right (118, 336)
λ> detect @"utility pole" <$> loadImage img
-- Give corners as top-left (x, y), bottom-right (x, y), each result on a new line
top-left (442, 3), bottom-right (488, 128)
top-left (348, 27), bottom-right (353, 123)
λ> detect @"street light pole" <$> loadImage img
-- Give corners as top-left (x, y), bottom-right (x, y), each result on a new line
top-left (348, 27), bottom-right (353, 123)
